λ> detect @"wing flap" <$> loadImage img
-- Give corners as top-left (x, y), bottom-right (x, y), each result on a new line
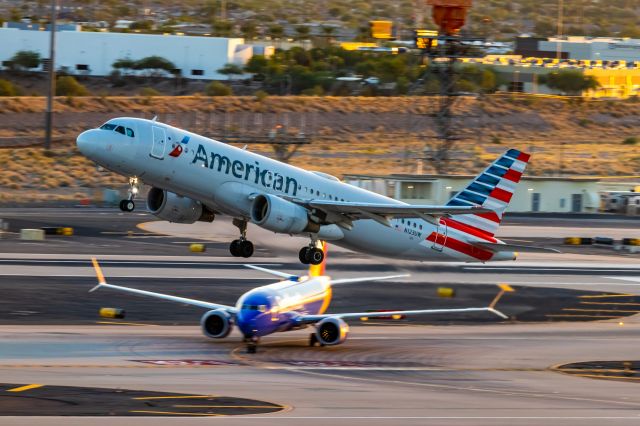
top-left (307, 200), bottom-right (493, 218)
top-left (472, 242), bottom-right (560, 254)
top-left (300, 307), bottom-right (507, 323)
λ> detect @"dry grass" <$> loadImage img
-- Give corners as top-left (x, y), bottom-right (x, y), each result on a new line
top-left (0, 95), bottom-right (639, 202)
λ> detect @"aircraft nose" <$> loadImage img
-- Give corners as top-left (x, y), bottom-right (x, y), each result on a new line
top-left (76, 129), bottom-right (99, 157)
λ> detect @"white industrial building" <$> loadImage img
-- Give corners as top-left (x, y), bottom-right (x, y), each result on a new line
top-left (344, 174), bottom-right (602, 213)
top-left (0, 24), bottom-right (256, 79)
top-left (516, 36), bottom-right (640, 62)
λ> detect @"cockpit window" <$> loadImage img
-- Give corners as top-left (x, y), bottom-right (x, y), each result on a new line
top-left (100, 123), bottom-right (116, 130)
top-left (126, 128), bottom-right (135, 137)
top-left (115, 126), bottom-right (126, 135)
top-left (242, 304), bottom-right (268, 312)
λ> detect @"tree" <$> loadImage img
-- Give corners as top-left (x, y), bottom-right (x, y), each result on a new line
top-left (56, 76), bottom-right (89, 96)
top-left (130, 20), bottom-right (153, 31)
top-left (267, 24), bottom-right (284, 40)
top-left (205, 81), bottom-right (232, 96)
top-left (245, 55), bottom-right (268, 74)
top-left (0, 79), bottom-right (18, 96)
top-left (112, 58), bottom-right (136, 75)
top-left (9, 50), bottom-right (40, 71)
top-left (212, 20), bottom-right (233, 37)
top-left (533, 20), bottom-right (556, 37)
top-left (321, 26), bottom-right (335, 37)
top-left (132, 56), bottom-right (175, 76)
top-left (541, 70), bottom-right (600, 95)
top-left (294, 25), bottom-right (310, 40)
top-left (217, 63), bottom-right (244, 80)
top-left (240, 21), bottom-right (258, 40)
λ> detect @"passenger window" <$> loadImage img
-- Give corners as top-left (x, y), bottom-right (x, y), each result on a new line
top-left (100, 123), bottom-right (116, 130)
top-left (126, 128), bottom-right (134, 137)
top-left (115, 126), bottom-right (126, 135)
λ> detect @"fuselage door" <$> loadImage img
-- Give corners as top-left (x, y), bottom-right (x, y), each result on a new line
top-left (150, 126), bottom-right (166, 159)
top-left (431, 218), bottom-right (447, 252)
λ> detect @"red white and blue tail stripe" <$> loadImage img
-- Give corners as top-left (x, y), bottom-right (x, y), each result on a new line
top-left (446, 149), bottom-right (530, 238)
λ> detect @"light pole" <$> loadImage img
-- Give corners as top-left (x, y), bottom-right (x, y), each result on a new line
top-left (44, 0), bottom-right (58, 151)
top-left (556, 0), bottom-right (564, 61)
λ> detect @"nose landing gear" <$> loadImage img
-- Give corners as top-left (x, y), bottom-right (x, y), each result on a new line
top-left (119, 177), bottom-right (139, 212)
top-left (229, 218), bottom-right (254, 258)
top-left (244, 335), bottom-right (260, 354)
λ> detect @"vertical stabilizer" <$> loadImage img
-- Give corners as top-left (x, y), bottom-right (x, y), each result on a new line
top-left (446, 149), bottom-right (530, 237)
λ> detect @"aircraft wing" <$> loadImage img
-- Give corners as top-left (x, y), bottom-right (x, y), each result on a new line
top-left (298, 307), bottom-right (507, 323)
top-left (89, 258), bottom-right (237, 313)
top-left (288, 199), bottom-right (493, 227)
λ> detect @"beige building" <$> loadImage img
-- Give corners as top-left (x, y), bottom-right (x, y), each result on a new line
top-left (344, 174), bottom-right (602, 213)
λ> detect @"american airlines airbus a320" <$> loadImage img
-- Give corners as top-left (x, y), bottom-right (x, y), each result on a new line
top-left (77, 117), bottom-right (555, 265)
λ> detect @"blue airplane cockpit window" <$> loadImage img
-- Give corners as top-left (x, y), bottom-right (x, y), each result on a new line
top-left (241, 304), bottom-right (268, 312)
top-left (115, 126), bottom-right (126, 135)
top-left (126, 128), bottom-right (135, 137)
top-left (100, 123), bottom-right (116, 130)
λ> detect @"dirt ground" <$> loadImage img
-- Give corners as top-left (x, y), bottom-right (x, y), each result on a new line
top-left (0, 95), bottom-right (639, 203)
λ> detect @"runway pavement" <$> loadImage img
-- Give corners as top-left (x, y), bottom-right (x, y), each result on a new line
top-left (0, 208), bottom-right (639, 425)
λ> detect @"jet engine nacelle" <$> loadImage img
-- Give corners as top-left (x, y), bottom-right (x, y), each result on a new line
top-left (147, 187), bottom-right (215, 224)
top-left (250, 194), bottom-right (320, 234)
top-left (315, 317), bottom-right (349, 346)
top-left (200, 309), bottom-right (233, 339)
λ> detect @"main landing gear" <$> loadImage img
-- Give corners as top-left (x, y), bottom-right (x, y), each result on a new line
top-left (119, 177), bottom-right (139, 212)
top-left (229, 218), bottom-right (254, 258)
top-left (244, 335), bottom-right (260, 354)
top-left (299, 240), bottom-right (324, 265)
top-left (308, 332), bottom-right (324, 347)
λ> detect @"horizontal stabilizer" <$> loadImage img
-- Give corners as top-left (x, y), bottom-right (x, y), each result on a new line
top-left (244, 264), bottom-right (298, 280)
top-left (472, 242), bottom-right (560, 254)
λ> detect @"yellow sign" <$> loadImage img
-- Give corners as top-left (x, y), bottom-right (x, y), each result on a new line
top-left (415, 29), bottom-right (438, 50)
top-left (370, 21), bottom-right (393, 39)
top-left (340, 42), bottom-right (378, 51)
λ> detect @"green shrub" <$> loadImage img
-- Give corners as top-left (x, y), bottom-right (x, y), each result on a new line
top-left (56, 76), bottom-right (89, 96)
top-left (139, 87), bottom-right (161, 97)
top-left (301, 85), bottom-right (324, 96)
top-left (254, 89), bottom-right (268, 101)
top-left (205, 81), bottom-right (232, 96)
top-left (491, 136), bottom-right (502, 144)
top-left (0, 79), bottom-right (18, 96)
top-left (622, 137), bottom-right (638, 145)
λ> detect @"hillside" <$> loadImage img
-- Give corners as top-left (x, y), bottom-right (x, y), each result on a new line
top-left (4, 0), bottom-right (639, 40)
top-left (0, 95), bottom-right (639, 203)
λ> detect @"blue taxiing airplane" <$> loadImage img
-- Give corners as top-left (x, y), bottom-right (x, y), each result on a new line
top-left (89, 244), bottom-right (506, 353)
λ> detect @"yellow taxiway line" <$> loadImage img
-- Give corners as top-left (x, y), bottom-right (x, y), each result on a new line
top-left (133, 395), bottom-right (216, 400)
top-left (6, 384), bottom-right (44, 392)
top-left (130, 410), bottom-right (222, 416)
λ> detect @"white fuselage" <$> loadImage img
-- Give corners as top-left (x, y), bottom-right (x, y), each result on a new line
top-left (77, 118), bottom-right (515, 262)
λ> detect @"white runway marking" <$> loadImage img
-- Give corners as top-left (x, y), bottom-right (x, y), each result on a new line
top-left (605, 276), bottom-right (640, 284)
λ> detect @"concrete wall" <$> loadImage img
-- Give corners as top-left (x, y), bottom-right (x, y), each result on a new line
top-left (0, 28), bottom-right (249, 80)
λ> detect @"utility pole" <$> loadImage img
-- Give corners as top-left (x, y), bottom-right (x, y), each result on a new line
top-left (556, 0), bottom-right (564, 61)
top-left (44, 0), bottom-right (57, 151)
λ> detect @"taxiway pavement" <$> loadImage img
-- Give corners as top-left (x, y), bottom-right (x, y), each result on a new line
top-left (0, 208), bottom-right (639, 425)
